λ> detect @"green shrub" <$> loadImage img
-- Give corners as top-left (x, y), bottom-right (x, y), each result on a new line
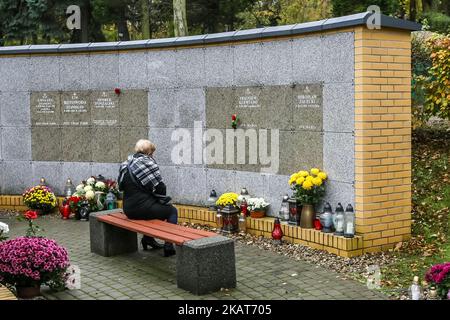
top-left (421, 11), bottom-right (450, 34)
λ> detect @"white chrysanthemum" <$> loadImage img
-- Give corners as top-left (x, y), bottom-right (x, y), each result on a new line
top-left (0, 222), bottom-right (9, 234)
top-left (85, 190), bottom-right (95, 200)
top-left (84, 185), bottom-right (93, 192)
top-left (76, 184), bottom-right (84, 192)
top-left (87, 177), bottom-right (96, 185)
top-left (95, 181), bottom-right (106, 189)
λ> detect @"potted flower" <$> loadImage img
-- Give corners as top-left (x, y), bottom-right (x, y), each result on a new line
top-left (247, 198), bottom-right (270, 218)
top-left (22, 185), bottom-right (57, 215)
top-left (289, 168), bottom-right (328, 229)
top-left (0, 222), bottom-right (9, 241)
top-left (0, 236), bottom-right (70, 298)
top-left (215, 193), bottom-right (239, 233)
top-left (425, 262), bottom-right (450, 299)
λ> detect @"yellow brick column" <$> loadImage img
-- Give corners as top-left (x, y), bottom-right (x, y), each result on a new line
top-left (354, 26), bottom-right (412, 253)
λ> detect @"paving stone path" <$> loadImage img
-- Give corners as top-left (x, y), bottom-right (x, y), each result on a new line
top-left (2, 216), bottom-right (386, 300)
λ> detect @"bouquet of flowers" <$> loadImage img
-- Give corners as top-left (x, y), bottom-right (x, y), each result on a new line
top-left (425, 262), bottom-right (450, 299)
top-left (0, 236), bottom-right (70, 290)
top-left (71, 176), bottom-right (120, 216)
top-left (0, 222), bottom-right (9, 241)
top-left (22, 185), bottom-right (57, 213)
top-left (289, 168), bottom-right (328, 205)
top-left (247, 198), bottom-right (270, 212)
top-left (216, 192), bottom-right (239, 207)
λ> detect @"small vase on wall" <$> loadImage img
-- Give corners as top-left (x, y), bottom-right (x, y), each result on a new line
top-left (300, 204), bottom-right (315, 229)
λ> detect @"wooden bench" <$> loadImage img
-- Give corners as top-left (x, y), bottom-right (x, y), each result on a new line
top-left (89, 209), bottom-right (236, 295)
top-left (0, 285), bottom-right (17, 300)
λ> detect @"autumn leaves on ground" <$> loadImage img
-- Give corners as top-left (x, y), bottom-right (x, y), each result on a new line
top-left (381, 127), bottom-right (450, 296)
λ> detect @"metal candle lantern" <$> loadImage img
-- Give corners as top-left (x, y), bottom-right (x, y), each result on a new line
top-left (105, 191), bottom-right (117, 210)
top-left (344, 204), bottom-right (355, 238)
top-left (320, 202), bottom-right (334, 233)
top-left (287, 197), bottom-right (300, 225)
top-left (207, 189), bottom-right (218, 211)
top-left (78, 199), bottom-right (90, 221)
top-left (239, 187), bottom-right (250, 205)
top-left (39, 177), bottom-right (46, 186)
top-left (64, 178), bottom-right (75, 198)
top-left (334, 203), bottom-right (345, 236)
top-left (220, 204), bottom-right (239, 234)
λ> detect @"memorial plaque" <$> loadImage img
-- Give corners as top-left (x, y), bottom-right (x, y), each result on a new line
top-left (61, 91), bottom-right (90, 126)
top-left (279, 130), bottom-right (323, 175)
top-left (119, 90), bottom-right (148, 127)
top-left (31, 89), bottom-right (148, 162)
top-left (119, 127), bottom-right (148, 160)
top-left (30, 92), bottom-right (60, 126)
top-left (232, 86), bottom-right (262, 130)
top-left (62, 126), bottom-right (92, 162)
top-left (92, 127), bottom-right (120, 162)
top-left (291, 84), bottom-right (323, 132)
top-left (91, 91), bottom-right (119, 127)
top-left (31, 127), bottom-right (62, 161)
top-left (205, 87), bottom-right (234, 129)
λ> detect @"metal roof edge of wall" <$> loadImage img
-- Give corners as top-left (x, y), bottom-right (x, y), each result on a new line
top-left (0, 12), bottom-right (422, 55)
top-left (0, 45), bottom-right (31, 55)
top-left (377, 14), bottom-right (422, 31)
top-left (147, 37), bottom-right (179, 48)
top-left (58, 43), bottom-right (92, 53)
top-left (87, 42), bottom-right (120, 52)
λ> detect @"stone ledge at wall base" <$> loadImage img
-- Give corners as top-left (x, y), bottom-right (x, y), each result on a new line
top-left (175, 204), bottom-right (368, 258)
top-left (0, 197), bottom-right (406, 257)
top-left (0, 196), bottom-right (124, 213)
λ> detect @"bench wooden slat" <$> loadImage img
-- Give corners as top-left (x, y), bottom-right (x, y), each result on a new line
top-left (108, 216), bottom-right (205, 241)
top-left (150, 220), bottom-right (218, 237)
top-left (110, 212), bottom-right (217, 237)
top-left (97, 215), bottom-right (190, 245)
top-left (0, 285), bottom-right (17, 300)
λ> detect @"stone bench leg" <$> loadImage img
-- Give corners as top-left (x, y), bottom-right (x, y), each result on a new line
top-left (90, 210), bottom-right (138, 257)
top-left (176, 236), bottom-right (236, 295)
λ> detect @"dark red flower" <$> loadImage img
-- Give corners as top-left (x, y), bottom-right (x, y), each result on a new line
top-left (114, 88), bottom-right (121, 95)
top-left (24, 210), bottom-right (38, 220)
top-left (231, 114), bottom-right (237, 121)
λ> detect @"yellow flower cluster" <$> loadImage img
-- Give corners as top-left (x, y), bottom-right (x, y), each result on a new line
top-left (216, 192), bottom-right (239, 206)
top-left (289, 168), bottom-right (328, 190)
top-left (23, 186), bottom-right (57, 208)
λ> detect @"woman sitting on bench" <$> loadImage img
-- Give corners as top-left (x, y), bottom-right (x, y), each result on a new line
top-left (118, 139), bottom-right (178, 257)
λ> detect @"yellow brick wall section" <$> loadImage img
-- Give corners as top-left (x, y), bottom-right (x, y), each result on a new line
top-left (354, 27), bottom-right (412, 253)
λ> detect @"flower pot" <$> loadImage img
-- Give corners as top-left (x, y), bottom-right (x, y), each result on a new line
top-left (250, 210), bottom-right (266, 219)
top-left (299, 204), bottom-right (315, 229)
top-left (15, 285), bottom-right (41, 299)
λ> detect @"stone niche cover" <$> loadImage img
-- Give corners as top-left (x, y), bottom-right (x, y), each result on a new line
top-left (205, 84), bottom-right (323, 175)
top-left (30, 89), bottom-right (148, 163)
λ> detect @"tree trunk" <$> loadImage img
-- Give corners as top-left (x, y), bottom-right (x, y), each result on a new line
top-left (173, 0), bottom-right (188, 37)
top-left (117, 8), bottom-right (130, 41)
top-left (141, 0), bottom-right (150, 39)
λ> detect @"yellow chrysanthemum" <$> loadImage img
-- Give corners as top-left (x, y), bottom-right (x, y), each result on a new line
top-left (310, 168), bottom-right (320, 176)
top-left (289, 177), bottom-right (295, 185)
top-left (298, 171), bottom-right (309, 177)
top-left (302, 180), bottom-right (313, 190)
top-left (312, 177), bottom-right (323, 186)
top-left (296, 177), bottom-right (305, 185)
top-left (290, 173), bottom-right (299, 181)
top-left (305, 175), bottom-right (314, 182)
top-left (318, 172), bottom-right (327, 180)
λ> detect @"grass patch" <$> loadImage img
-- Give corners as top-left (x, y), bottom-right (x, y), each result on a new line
top-left (381, 128), bottom-right (450, 298)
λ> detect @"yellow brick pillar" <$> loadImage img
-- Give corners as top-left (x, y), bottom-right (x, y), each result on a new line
top-left (354, 26), bottom-right (412, 253)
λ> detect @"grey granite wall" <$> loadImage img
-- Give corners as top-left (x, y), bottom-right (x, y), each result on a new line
top-left (0, 31), bottom-right (354, 214)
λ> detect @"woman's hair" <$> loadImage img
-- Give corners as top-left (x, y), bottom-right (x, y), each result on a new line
top-left (135, 139), bottom-right (156, 155)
